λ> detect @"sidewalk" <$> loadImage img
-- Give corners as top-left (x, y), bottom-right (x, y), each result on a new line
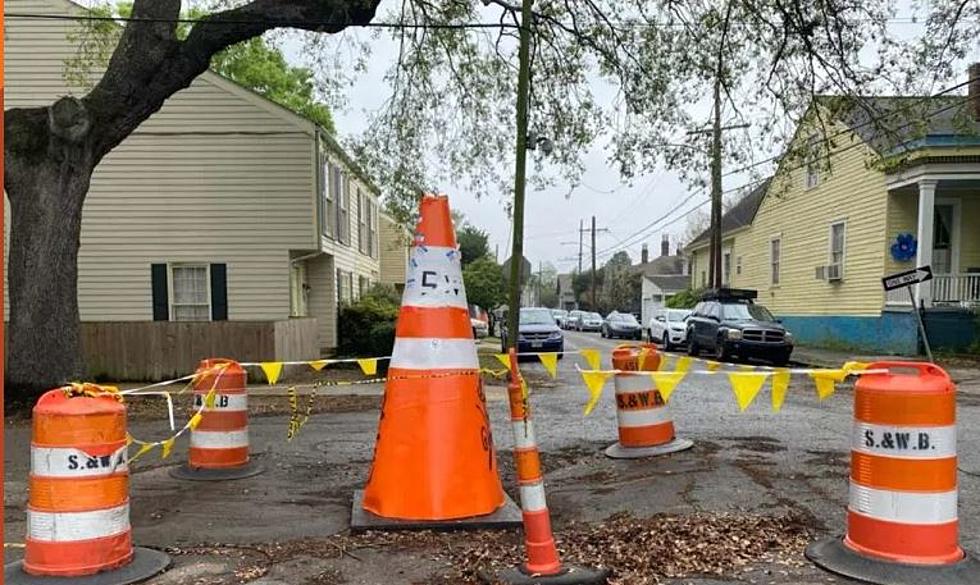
top-left (792, 344), bottom-right (980, 390)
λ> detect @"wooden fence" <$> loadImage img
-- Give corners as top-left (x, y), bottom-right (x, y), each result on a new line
top-left (81, 318), bottom-right (320, 381)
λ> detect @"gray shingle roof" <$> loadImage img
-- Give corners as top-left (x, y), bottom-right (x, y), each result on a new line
top-left (646, 274), bottom-right (690, 292)
top-left (633, 254), bottom-right (686, 277)
top-left (687, 179), bottom-right (770, 249)
top-left (836, 95), bottom-right (980, 154)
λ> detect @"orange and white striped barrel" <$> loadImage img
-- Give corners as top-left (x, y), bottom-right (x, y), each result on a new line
top-left (606, 345), bottom-right (692, 459)
top-left (845, 361), bottom-right (962, 564)
top-left (189, 358), bottom-right (249, 469)
top-left (25, 387), bottom-right (132, 576)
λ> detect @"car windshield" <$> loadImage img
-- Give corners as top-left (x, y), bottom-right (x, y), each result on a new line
top-left (552, 309), bottom-right (567, 317)
top-left (667, 309), bottom-right (691, 322)
top-left (588, 312), bottom-right (602, 320)
top-left (615, 314), bottom-right (639, 325)
top-left (722, 303), bottom-right (775, 321)
top-left (520, 308), bottom-right (555, 325)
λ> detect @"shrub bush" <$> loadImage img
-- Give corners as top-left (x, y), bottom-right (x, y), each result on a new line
top-left (337, 284), bottom-right (401, 360)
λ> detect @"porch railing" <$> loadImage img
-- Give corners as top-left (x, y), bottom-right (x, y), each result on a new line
top-left (884, 274), bottom-right (980, 307)
top-left (932, 274), bottom-right (980, 305)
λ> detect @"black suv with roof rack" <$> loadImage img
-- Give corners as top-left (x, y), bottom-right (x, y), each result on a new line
top-left (686, 288), bottom-right (794, 365)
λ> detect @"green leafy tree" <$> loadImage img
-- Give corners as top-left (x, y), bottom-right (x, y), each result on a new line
top-left (462, 256), bottom-right (505, 312)
top-left (4, 0), bottom-right (976, 396)
top-left (457, 224), bottom-right (491, 268)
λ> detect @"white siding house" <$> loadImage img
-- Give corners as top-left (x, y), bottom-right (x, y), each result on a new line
top-left (4, 0), bottom-right (387, 373)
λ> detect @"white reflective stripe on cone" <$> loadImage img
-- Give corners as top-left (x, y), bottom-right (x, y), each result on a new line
top-left (194, 393), bottom-right (248, 412)
top-left (511, 420), bottom-right (536, 450)
top-left (390, 338), bottom-right (480, 370)
top-left (615, 374), bottom-right (658, 393)
top-left (616, 406), bottom-right (673, 428)
top-left (28, 503), bottom-right (130, 542)
top-left (402, 245), bottom-right (468, 309)
top-left (849, 482), bottom-right (957, 524)
top-left (519, 481), bottom-right (548, 513)
top-left (31, 445), bottom-right (128, 478)
top-left (190, 429), bottom-right (250, 449)
top-left (851, 422), bottom-right (956, 459)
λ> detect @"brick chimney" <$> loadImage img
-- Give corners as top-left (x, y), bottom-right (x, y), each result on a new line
top-left (970, 63), bottom-right (980, 121)
top-left (641, 243), bottom-right (649, 264)
top-left (660, 234), bottom-right (670, 257)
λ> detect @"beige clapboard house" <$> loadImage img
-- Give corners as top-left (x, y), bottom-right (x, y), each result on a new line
top-left (4, 0), bottom-right (408, 379)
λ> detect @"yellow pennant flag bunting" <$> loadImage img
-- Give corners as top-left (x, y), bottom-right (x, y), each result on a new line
top-left (161, 437), bottom-right (176, 459)
top-left (131, 441), bottom-right (157, 462)
top-left (843, 361), bottom-right (870, 375)
top-left (675, 356), bottom-right (693, 373)
top-left (738, 364), bottom-right (756, 372)
top-left (657, 353), bottom-right (673, 371)
top-left (260, 362), bottom-right (284, 385)
top-left (705, 360), bottom-right (723, 373)
top-left (204, 390), bottom-right (217, 409)
top-left (188, 413), bottom-right (203, 431)
top-left (357, 358), bottom-right (378, 376)
top-left (581, 370), bottom-right (613, 415)
top-left (521, 378), bottom-right (530, 399)
top-left (495, 353), bottom-right (512, 371)
top-left (650, 372), bottom-right (686, 403)
top-left (771, 369), bottom-right (791, 413)
top-left (810, 369), bottom-right (847, 400)
top-left (308, 359), bottom-right (330, 372)
top-left (538, 353), bottom-right (559, 378)
top-left (638, 347), bottom-right (655, 371)
top-left (580, 349), bottom-right (601, 371)
top-left (728, 372), bottom-right (769, 412)
top-left (125, 433), bottom-right (135, 446)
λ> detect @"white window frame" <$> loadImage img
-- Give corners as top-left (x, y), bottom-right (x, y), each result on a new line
top-left (334, 166), bottom-right (349, 245)
top-left (169, 263), bottom-right (211, 321)
top-left (722, 249), bottom-right (732, 286)
top-left (805, 135), bottom-right (820, 190)
top-left (322, 159), bottom-right (334, 238)
top-left (370, 200), bottom-right (379, 259)
top-left (769, 236), bottom-right (782, 286)
top-left (828, 220), bottom-right (847, 278)
top-left (358, 188), bottom-right (367, 254)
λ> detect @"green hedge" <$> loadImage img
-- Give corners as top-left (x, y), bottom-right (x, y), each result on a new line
top-left (337, 285), bottom-right (400, 360)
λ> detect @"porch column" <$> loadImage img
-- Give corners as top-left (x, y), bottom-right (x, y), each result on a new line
top-left (915, 179), bottom-right (937, 307)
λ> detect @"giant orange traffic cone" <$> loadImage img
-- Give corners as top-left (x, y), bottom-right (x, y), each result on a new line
top-left (352, 194), bottom-right (520, 530)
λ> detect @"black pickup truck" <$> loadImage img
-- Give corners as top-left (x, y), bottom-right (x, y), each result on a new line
top-left (686, 289), bottom-right (794, 365)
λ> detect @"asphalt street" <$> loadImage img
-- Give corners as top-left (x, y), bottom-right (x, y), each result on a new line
top-left (4, 331), bottom-right (980, 583)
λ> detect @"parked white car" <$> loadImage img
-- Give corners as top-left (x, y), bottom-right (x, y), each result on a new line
top-left (648, 308), bottom-right (692, 351)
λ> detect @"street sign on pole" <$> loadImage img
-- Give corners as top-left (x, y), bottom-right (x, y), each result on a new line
top-left (881, 265), bottom-right (933, 291)
top-left (881, 265), bottom-right (933, 362)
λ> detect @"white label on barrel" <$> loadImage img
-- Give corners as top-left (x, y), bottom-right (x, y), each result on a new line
top-left (193, 393), bottom-right (248, 411)
top-left (402, 245), bottom-right (468, 309)
top-left (31, 445), bottom-right (128, 478)
top-left (852, 422), bottom-right (956, 459)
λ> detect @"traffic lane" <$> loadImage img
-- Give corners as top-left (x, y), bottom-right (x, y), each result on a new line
top-left (517, 329), bottom-right (980, 555)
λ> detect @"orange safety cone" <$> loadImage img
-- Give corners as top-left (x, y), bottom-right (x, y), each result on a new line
top-left (605, 344), bottom-right (692, 459)
top-left (4, 386), bottom-right (170, 584)
top-left (171, 358), bottom-right (263, 481)
top-left (352, 193), bottom-right (520, 530)
top-left (479, 349), bottom-right (609, 584)
top-left (806, 362), bottom-right (980, 585)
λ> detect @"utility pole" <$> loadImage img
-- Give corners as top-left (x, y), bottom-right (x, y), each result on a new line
top-left (578, 219), bottom-right (584, 274)
top-left (505, 0), bottom-right (533, 349)
top-left (688, 90), bottom-right (747, 289)
top-left (591, 216), bottom-right (597, 309)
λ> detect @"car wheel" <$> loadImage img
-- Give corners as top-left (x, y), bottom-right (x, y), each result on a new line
top-left (715, 339), bottom-right (730, 362)
top-left (663, 337), bottom-right (671, 352)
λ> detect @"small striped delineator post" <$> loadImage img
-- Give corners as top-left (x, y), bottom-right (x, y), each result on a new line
top-left (3, 387), bottom-right (170, 585)
top-left (479, 349), bottom-right (609, 585)
top-left (170, 358), bottom-right (262, 481)
top-left (807, 362), bottom-right (980, 585)
top-left (605, 344), bottom-right (693, 459)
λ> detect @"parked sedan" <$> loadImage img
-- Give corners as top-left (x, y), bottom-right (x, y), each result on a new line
top-left (576, 312), bottom-right (604, 332)
top-left (501, 307), bottom-right (565, 355)
top-left (566, 310), bottom-right (586, 330)
top-left (648, 308), bottom-right (692, 351)
top-left (602, 312), bottom-right (643, 340)
top-left (551, 308), bottom-right (569, 328)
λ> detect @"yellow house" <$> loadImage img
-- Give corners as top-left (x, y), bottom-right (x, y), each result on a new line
top-left (686, 73), bottom-right (980, 354)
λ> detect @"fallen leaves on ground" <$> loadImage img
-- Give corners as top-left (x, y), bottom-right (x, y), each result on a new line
top-left (169, 511), bottom-right (810, 584)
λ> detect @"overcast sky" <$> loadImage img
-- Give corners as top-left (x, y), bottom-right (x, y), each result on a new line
top-left (278, 1), bottom-right (951, 274)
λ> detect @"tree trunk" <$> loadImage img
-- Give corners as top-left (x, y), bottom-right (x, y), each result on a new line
top-left (5, 101), bottom-right (95, 402)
